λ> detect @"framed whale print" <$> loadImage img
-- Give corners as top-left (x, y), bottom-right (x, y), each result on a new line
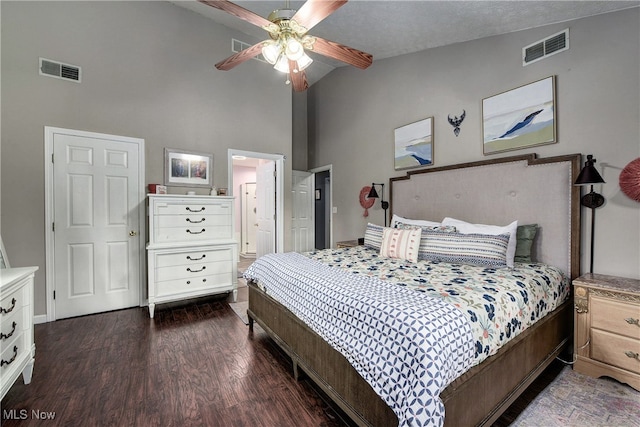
top-left (482, 76), bottom-right (556, 155)
top-left (394, 116), bottom-right (434, 170)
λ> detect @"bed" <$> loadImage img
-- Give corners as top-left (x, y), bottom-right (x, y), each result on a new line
top-left (245, 153), bottom-right (581, 426)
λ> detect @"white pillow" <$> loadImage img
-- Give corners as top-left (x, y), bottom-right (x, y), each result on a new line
top-left (390, 214), bottom-right (440, 228)
top-left (441, 217), bottom-right (518, 268)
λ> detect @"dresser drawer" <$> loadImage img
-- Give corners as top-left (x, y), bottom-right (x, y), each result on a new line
top-left (155, 214), bottom-right (231, 229)
top-left (156, 257), bottom-right (232, 283)
top-left (591, 329), bottom-right (640, 374)
top-left (591, 296), bottom-right (640, 339)
top-left (153, 199), bottom-right (232, 216)
top-left (0, 331), bottom-right (26, 378)
top-left (155, 271), bottom-right (234, 297)
top-left (154, 248), bottom-right (231, 268)
top-left (153, 225), bottom-right (233, 243)
top-left (1, 279), bottom-right (28, 315)
top-left (0, 306), bottom-right (23, 353)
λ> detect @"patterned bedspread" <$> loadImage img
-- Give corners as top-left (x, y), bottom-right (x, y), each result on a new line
top-left (244, 252), bottom-right (474, 427)
top-left (306, 246), bottom-right (570, 365)
top-left (244, 247), bottom-right (569, 426)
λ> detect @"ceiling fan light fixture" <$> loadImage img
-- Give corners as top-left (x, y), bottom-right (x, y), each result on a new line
top-left (274, 54), bottom-right (290, 73)
top-left (296, 53), bottom-right (313, 71)
top-left (284, 37), bottom-right (304, 61)
top-left (262, 40), bottom-right (280, 65)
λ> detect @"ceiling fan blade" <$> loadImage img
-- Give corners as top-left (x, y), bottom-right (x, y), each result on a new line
top-left (288, 60), bottom-right (309, 92)
top-left (215, 42), bottom-right (264, 71)
top-left (311, 37), bottom-right (373, 69)
top-left (293, 0), bottom-right (347, 32)
top-left (198, 0), bottom-right (273, 28)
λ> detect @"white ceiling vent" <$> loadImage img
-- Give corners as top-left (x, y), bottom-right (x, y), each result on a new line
top-left (232, 39), bottom-right (267, 64)
top-left (523, 29), bottom-right (569, 66)
top-left (39, 58), bottom-right (81, 83)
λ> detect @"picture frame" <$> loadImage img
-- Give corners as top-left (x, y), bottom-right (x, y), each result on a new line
top-left (0, 235), bottom-right (9, 268)
top-left (482, 76), bottom-right (556, 155)
top-left (394, 116), bottom-right (434, 170)
top-left (164, 148), bottom-right (213, 187)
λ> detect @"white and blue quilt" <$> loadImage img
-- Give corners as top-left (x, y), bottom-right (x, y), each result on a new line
top-left (244, 252), bottom-right (475, 427)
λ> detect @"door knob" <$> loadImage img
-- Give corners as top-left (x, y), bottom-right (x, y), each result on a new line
top-left (129, 231), bottom-right (138, 237)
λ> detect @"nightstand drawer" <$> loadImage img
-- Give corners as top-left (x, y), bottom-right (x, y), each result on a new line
top-left (591, 329), bottom-right (640, 374)
top-left (591, 296), bottom-right (640, 339)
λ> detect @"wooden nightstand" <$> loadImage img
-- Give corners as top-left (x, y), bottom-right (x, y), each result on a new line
top-left (336, 239), bottom-right (361, 248)
top-left (573, 273), bottom-right (640, 391)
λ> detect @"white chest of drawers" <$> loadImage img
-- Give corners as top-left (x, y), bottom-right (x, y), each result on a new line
top-left (1, 266), bottom-right (37, 400)
top-left (146, 195), bottom-right (237, 318)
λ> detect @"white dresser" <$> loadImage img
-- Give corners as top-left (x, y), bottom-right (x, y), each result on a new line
top-left (1, 266), bottom-right (37, 401)
top-left (146, 195), bottom-right (238, 318)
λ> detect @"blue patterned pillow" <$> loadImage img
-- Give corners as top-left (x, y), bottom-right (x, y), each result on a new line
top-left (420, 230), bottom-right (510, 267)
top-left (363, 223), bottom-right (384, 250)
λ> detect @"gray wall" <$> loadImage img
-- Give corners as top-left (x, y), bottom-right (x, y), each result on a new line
top-left (1, 1), bottom-right (294, 316)
top-left (309, 9), bottom-right (640, 279)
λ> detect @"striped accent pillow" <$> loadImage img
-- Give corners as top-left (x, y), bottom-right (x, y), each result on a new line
top-left (397, 223), bottom-right (457, 260)
top-left (421, 230), bottom-right (510, 267)
top-left (379, 227), bottom-right (422, 263)
top-left (364, 223), bottom-right (385, 250)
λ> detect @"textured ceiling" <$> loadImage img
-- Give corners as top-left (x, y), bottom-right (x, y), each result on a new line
top-left (171, 0), bottom-right (639, 84)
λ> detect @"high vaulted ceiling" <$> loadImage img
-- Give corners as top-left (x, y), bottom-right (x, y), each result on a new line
top-left (171, 0), bottom-right (639, 85)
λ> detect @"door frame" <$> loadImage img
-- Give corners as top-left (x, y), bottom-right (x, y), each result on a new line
top-left (44, 126), bottom-right (146, 322)
top-left (309, 164), bottom-right (333, 248)
top-left (228, 149), bottom-right (284, 253)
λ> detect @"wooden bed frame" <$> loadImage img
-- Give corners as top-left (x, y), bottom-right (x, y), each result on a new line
top-left (247, 153), bottom-right (582, 426)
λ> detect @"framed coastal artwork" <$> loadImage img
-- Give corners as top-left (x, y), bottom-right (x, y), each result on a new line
top-left (394, 116), bottom-right (434, 170)
top-left (164, 148), bottom-right (213, 187)
top-left (0, 235), bottom-right (9, 268)
top-left (482, 76), bottom-right (556, 155)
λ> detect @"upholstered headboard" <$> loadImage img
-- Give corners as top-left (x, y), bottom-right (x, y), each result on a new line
top-left (390, 154), bottom-right (581, 279)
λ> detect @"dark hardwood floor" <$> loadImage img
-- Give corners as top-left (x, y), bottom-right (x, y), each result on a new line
top-left (2, 290), bottom-right (564, 426)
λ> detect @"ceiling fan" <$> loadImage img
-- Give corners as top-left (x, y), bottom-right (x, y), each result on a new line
top-left (199, 0), bottom-right (373, 91)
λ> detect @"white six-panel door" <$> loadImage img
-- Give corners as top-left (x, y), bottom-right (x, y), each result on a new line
top-left (51, 131), bottom-right (142, 319)
top-left (255, 161), bottom-right (276, 258)
top-left (292, 170), bottom-right (315, 252)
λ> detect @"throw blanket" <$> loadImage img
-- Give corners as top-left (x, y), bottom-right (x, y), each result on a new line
top-left (244, 252), bottom-right (474, 427)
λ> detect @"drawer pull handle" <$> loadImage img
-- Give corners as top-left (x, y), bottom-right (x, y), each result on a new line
top-left (186, 218), bottom-right (205, 224)
top-left (186, 207), bottom-right (205, 213)
top-left (624, 317), bottom-right (640, 327)
top-left (187, 266), bottom-right (206, 273)
top-left (186, 254), bottom-right (206, 261)
top-left (186, 229), bottom-right (206, 234)
top-left (1, 322), bottom-right (17, 340)
top-left (0, 298), bottom-right (16, 314)
top-left (1, 346), bottom-right (18, 366)
top-left (625, 351), bottom-right (640, 361)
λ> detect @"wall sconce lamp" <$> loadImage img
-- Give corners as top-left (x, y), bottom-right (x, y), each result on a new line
top-left (574, 154), bottom-right (606, 274)
top-left (368, 183), bottom-right (389, 227)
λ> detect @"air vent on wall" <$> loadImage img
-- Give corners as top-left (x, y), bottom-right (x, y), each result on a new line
top-left (232, 39), bottom-right (267, 64)
top-left (523, 29), bottom-right (569, 66)
top-left (39, 58), bottom-right (81, 83)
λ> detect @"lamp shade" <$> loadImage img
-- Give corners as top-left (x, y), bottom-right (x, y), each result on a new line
top-left (575, 155), bottom-right (605, 185)
top-left (367, 185), bottom-right (379, 199)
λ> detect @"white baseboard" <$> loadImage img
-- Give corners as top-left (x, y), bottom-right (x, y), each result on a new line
top-left (33, 314), bottom-right (49, 324)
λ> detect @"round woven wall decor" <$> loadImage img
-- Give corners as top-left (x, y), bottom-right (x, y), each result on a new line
top-left (619, 157), bottom-right (640, 202)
